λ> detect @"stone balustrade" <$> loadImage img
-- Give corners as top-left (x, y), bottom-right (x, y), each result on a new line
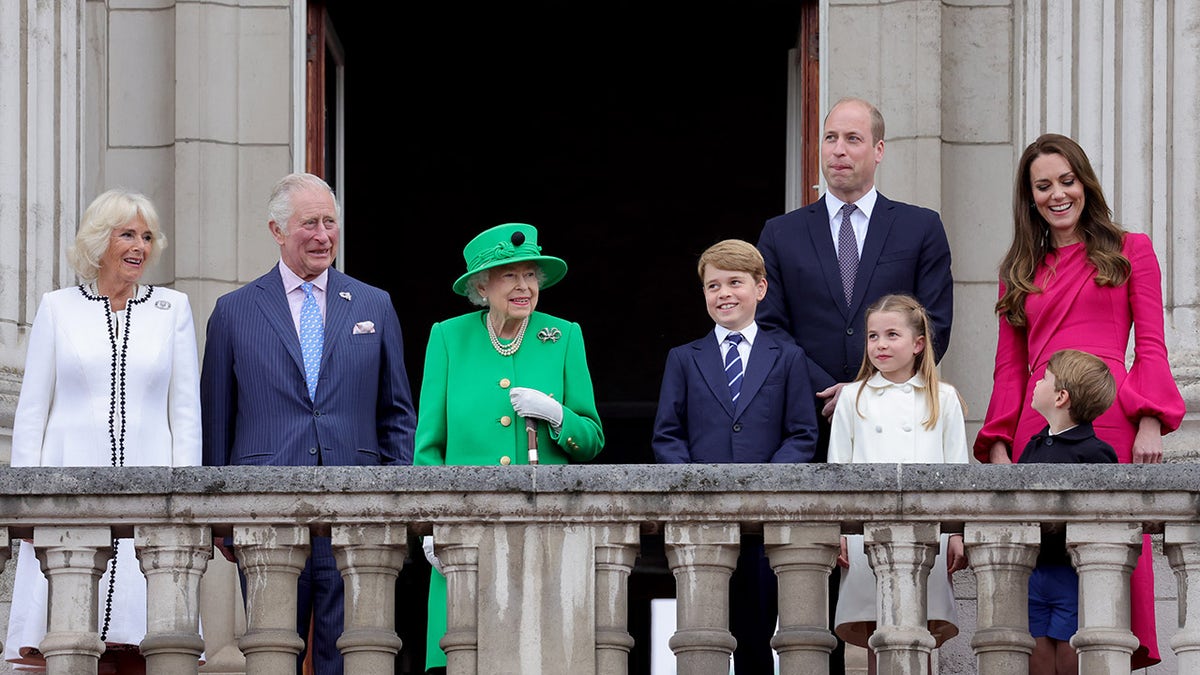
top-left (2, 463), bottom-right (1200, 675)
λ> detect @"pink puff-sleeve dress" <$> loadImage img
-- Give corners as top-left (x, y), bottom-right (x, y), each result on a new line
top-left (974, 232), bottom-right (1185, 668)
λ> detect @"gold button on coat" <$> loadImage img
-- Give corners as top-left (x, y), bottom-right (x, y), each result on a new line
top-left (500, 415), bottom-right (512, 427)
top-left (500, 456), bottom-right (512, 465)
top-left (499, 378), bottom-right (511, 388)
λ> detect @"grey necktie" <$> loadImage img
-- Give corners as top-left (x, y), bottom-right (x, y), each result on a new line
top-left (838, 203), bottom-right (858, 306)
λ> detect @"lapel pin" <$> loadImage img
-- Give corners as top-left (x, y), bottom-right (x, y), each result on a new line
top-left (340, 291), bottom-right (352, 301)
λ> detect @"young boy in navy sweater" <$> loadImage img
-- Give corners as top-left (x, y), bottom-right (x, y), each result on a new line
top-left (652, 239), bottom-right (818, 672)
top-left (1018, 349), bottom-right (1118, 675)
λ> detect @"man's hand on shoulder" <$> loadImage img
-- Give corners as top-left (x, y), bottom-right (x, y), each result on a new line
top-left (816, 381), bottom-right (849, 419)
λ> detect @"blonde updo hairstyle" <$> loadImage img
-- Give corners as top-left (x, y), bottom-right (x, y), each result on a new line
top-left (68, 189), bottom-right (166, 282)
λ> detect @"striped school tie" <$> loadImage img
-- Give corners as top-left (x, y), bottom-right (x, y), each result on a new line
top-left (725, 332), bottom-right (744, 403)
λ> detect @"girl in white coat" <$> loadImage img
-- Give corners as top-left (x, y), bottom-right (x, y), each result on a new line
top-left (4, 190), bottom-right (201, 673)
top-left (828, 293), bottom-right (969, 674)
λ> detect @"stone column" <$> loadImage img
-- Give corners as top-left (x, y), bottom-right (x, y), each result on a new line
top-left (1067, 522), bottom-right (1141, 673)
top-left (133, 525), bottom-right (212, 675)
top-left (0, 0), bottom-right (84, 464)
top-left (234, 524), bottom-right (310, 675)
top-left (664, 522), bottom-right (739, 674)
top-left (764, 523), bottom-right (840, 675)
top-left (197, 557), bottom-right (248, 671)
top-left (1165, 523), bottom-right (1200, 671)
top-left (436, 523), bottom-right (486, 675)
top-left (331, 523), bottom-right (407, 672)
top-left (594, 524), bottom-right (639, 674)
top-left (0, 527), bottom-right (8, 656)
top-left (863, 522), bottom-right (939, 675)
top-left (469, 523), bottom-right (599, 673)
top-left (34, 525), bottom-right (111, 675)
top-left (964, 522), bottom-right (1039, 675)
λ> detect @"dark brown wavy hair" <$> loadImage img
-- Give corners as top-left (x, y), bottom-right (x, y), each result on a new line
top-left (996, 134), bottom-right (1130, 327)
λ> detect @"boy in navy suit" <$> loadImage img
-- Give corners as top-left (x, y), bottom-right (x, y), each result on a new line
top-left (653, 239), bottom-right (818, 672)
top-left (1018, 349), bottom-right (1118, 675)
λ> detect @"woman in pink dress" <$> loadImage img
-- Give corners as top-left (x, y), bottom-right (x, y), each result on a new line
top-left (975, 133), bottom-right (1184, 669)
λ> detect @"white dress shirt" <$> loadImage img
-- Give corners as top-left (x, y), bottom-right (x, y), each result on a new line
top-left (825, 188), bottom-right (878, 258)
top-left (714, 321), bottom-right (758, 371)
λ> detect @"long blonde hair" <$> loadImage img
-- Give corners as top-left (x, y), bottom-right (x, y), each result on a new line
top-left (997, 134), bottom-right (1130, 327)
top-left (854, 294), bottom-right (950, 430)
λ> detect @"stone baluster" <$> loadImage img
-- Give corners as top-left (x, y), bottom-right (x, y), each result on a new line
top-left (34, 525), bottom-right (111, 675)
top-left (1067, 522), bottom-right (1141, 674)
top-left (664, 522), bottom-right (739, 674)
top-left (234, 524), bottom-right (310, 675)
top-left (764, 523), bottom-right (840, 675)
top-left (594, 524), bottom-right (639, 674)
top-left (964, 522), bottom-right (1039, 675)
top-left (863, 522), bottom-right (939, 675)
top-left (1165, 523), bottom-right (1200, 672)
top-left (332, 523), bottom-right (407, 672)
top-left (0, 528), bottom-right (8, 656)
top-left (437, 524), bottom-right (485, 675)
top-left (134, 525), bottom-right (212, 675)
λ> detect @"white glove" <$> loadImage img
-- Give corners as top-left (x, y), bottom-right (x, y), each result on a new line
top-left (510, 387), bottom-right (564, 429)
top-left (422, 535), bottom-right (444, 574)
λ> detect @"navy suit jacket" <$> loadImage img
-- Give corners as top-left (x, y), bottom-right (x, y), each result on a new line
top-left (1017, 422), bottom-right (1118, 465)
top-left (201, 266), bottom-right (416, 467)
top-left (756, 193), bottom-right (953, 391)
top-left (652, 329), bottom-right (818, 464)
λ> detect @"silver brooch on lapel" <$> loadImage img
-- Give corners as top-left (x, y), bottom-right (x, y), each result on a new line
top-left (537, 327), bottom-right (561, 343)
top-left (339, 291), bottom-right (352, 301)
top-left (155, 300), bottom-right (171, 310)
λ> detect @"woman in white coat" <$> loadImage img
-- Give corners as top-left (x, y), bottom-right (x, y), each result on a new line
top-left (4, 189), bottom-right (201, 673)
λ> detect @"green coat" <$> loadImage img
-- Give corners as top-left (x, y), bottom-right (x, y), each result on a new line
top-left (414, 310), bottom-right (604, 668)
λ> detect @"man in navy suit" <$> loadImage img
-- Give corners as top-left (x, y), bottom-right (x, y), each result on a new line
top-left (758, 97), bottom-right (953, 447)
top-left (653, 239), bottom-right (817, 673)
top-left (757, 97), bottom-right (953, 674)
top-left (201, 172), bottom-right (416, 674)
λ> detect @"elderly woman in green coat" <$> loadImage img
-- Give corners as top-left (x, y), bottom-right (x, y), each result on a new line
top-left (415, 222), bottom-right (604, 671)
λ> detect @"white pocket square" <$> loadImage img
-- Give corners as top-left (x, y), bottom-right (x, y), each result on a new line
top-left (353, 321), bottom-right (376, 335)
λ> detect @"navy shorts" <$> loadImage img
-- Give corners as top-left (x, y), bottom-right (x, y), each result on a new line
top-left (1028, 564), bottom-right (1079, 641)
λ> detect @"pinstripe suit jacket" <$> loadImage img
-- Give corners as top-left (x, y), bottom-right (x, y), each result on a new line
top-left (201, 265), bottom-right (415, 467)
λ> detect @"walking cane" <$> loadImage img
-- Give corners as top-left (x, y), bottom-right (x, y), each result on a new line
top-left (526, 417), bottom-right (539, 465)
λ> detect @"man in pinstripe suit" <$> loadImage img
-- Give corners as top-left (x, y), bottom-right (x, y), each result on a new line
top-left (201, 172), bottom-right (416, 674)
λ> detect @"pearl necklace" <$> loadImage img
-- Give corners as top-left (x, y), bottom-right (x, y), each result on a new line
top-left (487, 314), bottom-right (529, 356)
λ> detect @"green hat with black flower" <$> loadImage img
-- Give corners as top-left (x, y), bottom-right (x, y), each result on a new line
top-left (452, 223), bottom-right (568, 295)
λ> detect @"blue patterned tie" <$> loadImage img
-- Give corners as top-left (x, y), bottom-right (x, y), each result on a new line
top-left (299, 282), bottom-right (323, 401)
top-left (725, 332), bottom-right (744, 403)
top-left (838, 203), bottom-right (858, 306)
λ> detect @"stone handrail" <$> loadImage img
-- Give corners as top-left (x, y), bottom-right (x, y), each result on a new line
top-left (1, 463), bottom-right (1199, 675)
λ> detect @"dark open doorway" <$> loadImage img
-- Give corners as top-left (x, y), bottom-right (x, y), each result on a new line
top-left (327, 2), bottom-right (806, 468)
top-left (322, 5), bottom-right (812, 671)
